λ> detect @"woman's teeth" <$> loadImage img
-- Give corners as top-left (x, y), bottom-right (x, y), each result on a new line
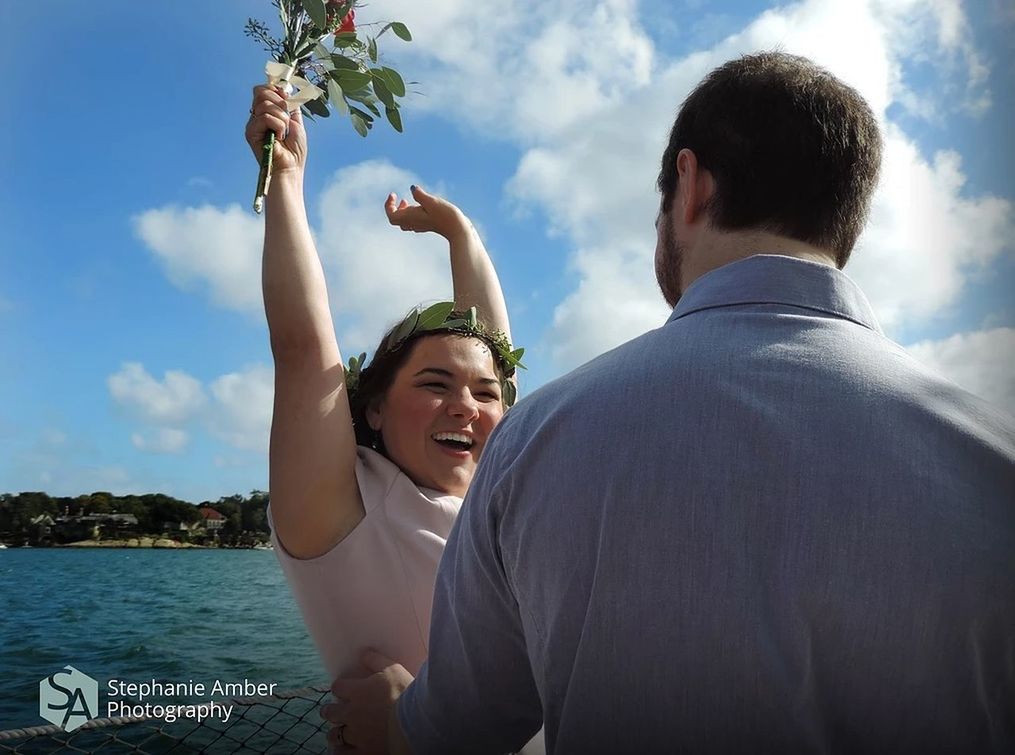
top-left (432, 432), bottom-right (474, 450)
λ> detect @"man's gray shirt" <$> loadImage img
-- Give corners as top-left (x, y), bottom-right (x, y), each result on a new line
top-left (398, 255), bottom-right (1015, 754)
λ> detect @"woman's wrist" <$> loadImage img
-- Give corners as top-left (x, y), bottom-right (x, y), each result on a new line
top-left (272, 166), bottom-right (306, 188)
top-left (445, 216), bottom-right (480, 247)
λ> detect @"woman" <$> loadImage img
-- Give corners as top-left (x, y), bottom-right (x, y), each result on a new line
top-left (244, 85), bottom-right (519, 682)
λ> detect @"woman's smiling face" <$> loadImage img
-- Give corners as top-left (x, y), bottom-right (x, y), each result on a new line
top-left (367, 334), bottom-right (505, 497)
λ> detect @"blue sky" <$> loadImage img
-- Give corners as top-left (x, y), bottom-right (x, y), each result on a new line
top-left (1, 0), bottom-right (1012, 502)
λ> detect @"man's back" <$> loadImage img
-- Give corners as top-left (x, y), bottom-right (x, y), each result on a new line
top-left (405, 255), bottom-right (1015, 754)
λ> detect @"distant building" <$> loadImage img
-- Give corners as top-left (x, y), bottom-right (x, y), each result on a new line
top-left (199, 508), bottom-right (226, 531)
top-left (52, 513), bottom-right (138, 542)
top-left (30, 514), bottom-right (55, 540)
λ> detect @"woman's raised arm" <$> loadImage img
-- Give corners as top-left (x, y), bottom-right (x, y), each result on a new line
top-left (385, 186), bottom-right (512, 343)
top-left (246, 85), bottom-right (364, 559)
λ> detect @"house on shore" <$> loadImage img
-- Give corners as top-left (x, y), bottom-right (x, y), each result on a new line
top-left (198, 507), bottom-right (226, 531)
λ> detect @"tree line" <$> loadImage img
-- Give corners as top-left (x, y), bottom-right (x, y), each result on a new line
top-left (0, 490), bottom-right (272, 546)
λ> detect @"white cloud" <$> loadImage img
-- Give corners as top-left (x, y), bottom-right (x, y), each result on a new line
top-left (377, 0), bottom-right (654, 140)
top-left (131, 428), bottom-right (189, 455)
top-left (849, 134), bottom-right (1013, 331)
top-left (133, 204), bottom-right (264, 313)
top-left (134, 160), bottom-right (453, 357)
top-left (873, 0), bottom-right (991, 117)
top-left (313, 160), bottom-right (453, 350)
top-left (906, 327), bottom-right (1015, 416)
top-left (208, 364), bottom-right (275, 453)
top-left (108, 363), bottom-right (207, 425)
top-left (106, 361), bottom-right (275, 455)
top-left (502, 0), bottom-right (1011, 370)
top-left (546, 246), bottom-right (670, 369)
top-left (131, 0), bottom-right (1010, 380)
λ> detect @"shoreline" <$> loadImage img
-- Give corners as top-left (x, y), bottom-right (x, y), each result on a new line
top-left (62, 538), bottom-right (206, 548)
top-left (0, 538), bottom-right (273, 550)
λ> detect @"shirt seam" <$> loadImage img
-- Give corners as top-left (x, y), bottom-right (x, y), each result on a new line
top-left (670, 300), bottom-right (879, 332)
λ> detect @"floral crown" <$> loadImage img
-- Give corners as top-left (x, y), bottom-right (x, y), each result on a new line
top-left (344, 302), bottom-right (526, 407)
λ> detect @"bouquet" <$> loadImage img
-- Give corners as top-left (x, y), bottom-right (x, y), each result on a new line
top-left (245, 0), bottom-right (413, 212)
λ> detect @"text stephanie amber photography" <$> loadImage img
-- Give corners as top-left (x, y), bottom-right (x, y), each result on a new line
top-left (105, 679), bottom-right (279, 724)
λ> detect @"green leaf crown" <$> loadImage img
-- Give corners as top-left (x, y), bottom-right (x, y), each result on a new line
top-left (344, 302), bottom-right (526, 407)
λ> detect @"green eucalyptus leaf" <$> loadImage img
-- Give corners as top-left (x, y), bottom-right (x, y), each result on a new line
top-left (390, 22), bottom-right (412, 41)
top-left (467, 307), bottom-right (478, 328)
top-left (358, 351), bottom-right (367, 366)
top-left (305, 96), bottom-right (330, 117)
top-left (330, 53), bottom-right (360, 71)
top-left (393, 310), bottom-right (420, 344)
top-left (371, 74), bottom-right (395, 108)
top-left (327, 79), bottom-right (349, 115)
top-left (346, 91), bottom-right (381, 117)
top-left (368, 37), bottom-right (378, 63)
top-left (350, 112), bottom-right (369, 137)
top-left (502, 379), bottom-right (517, 408)
top-left (333, 69), bottom-right (372, 91)
top-left (416, 302), bottom-right (455, 331)
top-left (442, 319), bottom-right (468, 329)
top-left (314, 41), bottom-right (331, 59)
top-left (348, 355), bottom-right (359, 371)
top-left (509, 347), bottom-right (525, 363)
top-left (301, 0), bottom-right (327, 31)
top-left (385, 105), bottom-right (403, 133)
top-left (333, 32), bottom-right (358, 48)
top-left (381, 67), bottom-right (406, 97)
top-left (349, 105), bottom-right (375, 123)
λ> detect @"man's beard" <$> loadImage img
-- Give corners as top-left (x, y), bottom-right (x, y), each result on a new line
top-left (655, 214), bottom-right (684, 308)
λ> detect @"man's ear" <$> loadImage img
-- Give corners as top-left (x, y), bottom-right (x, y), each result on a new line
top-left (676, 148), bottom-right (715, 225)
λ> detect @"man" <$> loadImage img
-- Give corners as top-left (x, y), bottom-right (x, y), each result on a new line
top-left (329, 52), bottom-right (1015, 754)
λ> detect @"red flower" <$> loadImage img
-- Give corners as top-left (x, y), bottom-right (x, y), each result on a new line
top-left (335, 8), bottom-right (356, 34)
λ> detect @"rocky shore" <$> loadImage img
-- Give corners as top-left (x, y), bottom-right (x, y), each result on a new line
top-left (58, 537), bottom-right (206, 548)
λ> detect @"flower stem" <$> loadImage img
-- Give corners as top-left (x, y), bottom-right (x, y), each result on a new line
top-left (253, 131), bottom-right (276, 214)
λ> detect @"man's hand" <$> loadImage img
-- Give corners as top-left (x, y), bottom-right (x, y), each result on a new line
top-left (322, 650), bottom-right (414, 753)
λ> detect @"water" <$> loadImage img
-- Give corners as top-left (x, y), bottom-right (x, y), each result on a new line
top-left (0, 549), bottom-right (326, 732)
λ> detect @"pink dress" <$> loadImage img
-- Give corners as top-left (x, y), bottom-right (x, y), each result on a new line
top-left (268, 446), bottom-right (461, 678)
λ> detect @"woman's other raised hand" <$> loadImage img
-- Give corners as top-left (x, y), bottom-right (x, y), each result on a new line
top-left (385, 185), bottom-right (472, 242)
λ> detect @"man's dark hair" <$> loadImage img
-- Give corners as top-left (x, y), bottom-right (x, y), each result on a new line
top-left (657, 52), bottom-right (882, 267)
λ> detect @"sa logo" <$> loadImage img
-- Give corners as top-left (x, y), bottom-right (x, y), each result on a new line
top-left (39, 666), bottom-right (98, 732)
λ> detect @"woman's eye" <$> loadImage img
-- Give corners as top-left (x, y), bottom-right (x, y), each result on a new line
top-left (421, 382), bottom-right (447, 391)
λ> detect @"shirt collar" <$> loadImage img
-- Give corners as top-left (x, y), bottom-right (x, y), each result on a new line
top-left (667, 254), bottom-right (882, 334)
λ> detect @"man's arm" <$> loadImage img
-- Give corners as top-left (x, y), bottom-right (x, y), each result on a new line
top-left (388, 705), bottom-right (412, 755)
top-left (393, 422), bottom-right (542, 754)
